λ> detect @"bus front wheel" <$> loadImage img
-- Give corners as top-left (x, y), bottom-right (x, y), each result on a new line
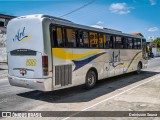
top-left (85, 70), bottom-right (97, 89)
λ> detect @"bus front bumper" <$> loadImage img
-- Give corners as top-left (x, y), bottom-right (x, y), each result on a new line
top-left (8, 75), bottom-right (52, 91)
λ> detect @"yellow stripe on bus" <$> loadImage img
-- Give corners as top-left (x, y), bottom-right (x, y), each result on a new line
top-left (19, 36), bottom-right (32, 43)
top-left (52, 48), bottom-right (102, 60)
top-left (127, 52), bottom-right (142, 73)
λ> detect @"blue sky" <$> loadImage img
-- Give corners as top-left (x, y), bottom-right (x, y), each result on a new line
top-left (0, 0), bottom-right (160, 41)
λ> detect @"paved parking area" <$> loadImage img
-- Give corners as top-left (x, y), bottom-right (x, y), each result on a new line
top-left (0, 58), bottom-right (160, 120)
top-left (67, 73), bottom-right (160, 120)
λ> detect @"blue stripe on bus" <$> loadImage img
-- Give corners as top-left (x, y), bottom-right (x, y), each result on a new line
top-left (72, 52), bottom-right (106, 71)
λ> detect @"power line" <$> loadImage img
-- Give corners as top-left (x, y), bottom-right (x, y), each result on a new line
top-left (60, 0), bottom-right (96, 18)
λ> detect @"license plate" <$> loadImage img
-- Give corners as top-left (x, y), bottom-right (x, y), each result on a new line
top-left (20, 69), bottom-right (27, 74)
top-left (26, 59), bottom-right (37, 66)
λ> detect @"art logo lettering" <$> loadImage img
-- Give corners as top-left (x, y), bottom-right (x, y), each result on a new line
top-left (13, 27), bottom-right (32, 42)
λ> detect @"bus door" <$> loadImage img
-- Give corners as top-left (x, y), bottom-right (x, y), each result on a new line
top-left (142, 39), bottom-right (147, 60)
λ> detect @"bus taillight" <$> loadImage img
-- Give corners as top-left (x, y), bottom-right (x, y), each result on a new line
top-left (42, 56), bottom-right (48, 76)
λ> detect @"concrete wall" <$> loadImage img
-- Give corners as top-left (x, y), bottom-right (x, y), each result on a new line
top-left (0, 47), bottom-right (7, 62)
top-left (152, 48), bottom-right (160, 57)
top-left (0, 28), bottom-right (7, 62)
top-left (154, 52), bottom-right (160, 57)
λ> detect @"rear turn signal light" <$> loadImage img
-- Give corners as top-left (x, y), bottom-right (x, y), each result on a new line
top-left (42, 56), bottom-right (48, 76)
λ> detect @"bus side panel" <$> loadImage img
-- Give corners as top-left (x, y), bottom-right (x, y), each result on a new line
top-left (42, 19), bottom-right (53, 90)
top-left (70, 48), bottom-right (106, 87)
top-left (125, 50), bottom-right (142, 73)
top-left (52, 48), bottom-right (107, 90)
top-left (103, 49), bottom-right (143, 79)
top-left (52, 48), bottom-right (82, 90)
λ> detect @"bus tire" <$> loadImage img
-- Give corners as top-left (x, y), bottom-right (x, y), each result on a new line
top-left (85, 70), bottom-right (97, 89)
top-left (136, 62), bottom-right (142, 74)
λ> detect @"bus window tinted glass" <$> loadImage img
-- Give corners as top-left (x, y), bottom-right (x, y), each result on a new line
top-left (137, 39), bottom-right (141, 49)
top-left (76, 30), bottom-right (89, 48)
top-left (115, 36), bottom-right (122, 49)
top-left (122, 37), bottom-right (128, 49)
top-left (66, 28), bottom-right (76, 47)
top-left (127, 38), bottom-right (133, 49)
top-left (89, 32), bottom-right (98, 48)
top-left (109, 36), bottom-right (115, 48)
top-left (56, 27), bottom-right (64, 47)
top-left (99, 33), bottom-right (104, 48)
top-left (79, 31), bottom-right (83, 47)
top-left (104, 35), bottom-right (110, 49)
top-left (83, 31), bottom-right (89, 48)
top-left (133, 39), bottom-right (138, 49)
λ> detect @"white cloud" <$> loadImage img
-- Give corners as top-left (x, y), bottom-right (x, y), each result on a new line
top-left (109, 3), bottom-right (134, 15)
top-left (91, 25), bottom-right (103, 29)
top-left (150, 0), bottom-right (156, 5)
top-left (148, 27), bottom-right (159, 32)
top-left (96, 21), bottom-right (104, 25)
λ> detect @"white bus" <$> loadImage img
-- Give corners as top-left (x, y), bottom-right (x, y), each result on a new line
top-left (7, 14), bottom-right (148, 91)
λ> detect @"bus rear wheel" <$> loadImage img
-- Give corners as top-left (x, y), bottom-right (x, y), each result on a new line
top-left (136, 63), bottom-right (142, 74)
top-left (85, 70), bottom-right (97, 89)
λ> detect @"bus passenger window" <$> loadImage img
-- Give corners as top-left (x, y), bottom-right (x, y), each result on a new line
top-left (79, 31), bottom-right (84, 47)
top-left (76, 30), bottom-right (89, 48)
top-left (104, 35), bottom-right (110, 49)
top-left (50, 26), bottom-right (57, 47)
top-left (115, 36), bottom-right (122, 49)
top-left (133, 38), bottom-right (138, 49)
top-left (83, 31), bottom-right (89, 48)
top-left (122, 37), bottom-right (128, 49)
top-left (89, 32), bottom-right (98, 48)
top-left (56, 27), bottom-right (64, 47)
top-left (99, 33), bottom-right (104, 48)
top-left (127, 38), bottom-right (133, 49)
top-left (66, 28), bottom-right (76, 47)
top-left (109, 36), bottom-right (115, 48)
top-left (137, 39), bottom-right (141, 49)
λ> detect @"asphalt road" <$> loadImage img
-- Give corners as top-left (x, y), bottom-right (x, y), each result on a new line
top-left (0, 58), bottom-right (160, 120)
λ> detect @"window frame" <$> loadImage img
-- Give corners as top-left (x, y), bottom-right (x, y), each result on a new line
top-left (137, 38), bottom-right (142, 49)
top-left (115, 35), bottom-right (122, 49)
top-left (50, 24), bottom-right (144, 50)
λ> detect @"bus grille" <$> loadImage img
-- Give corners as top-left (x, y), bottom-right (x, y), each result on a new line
top-left (10, 49), bottom-right (36, 56)
top-left (55, 65), bottom-right (72, 86)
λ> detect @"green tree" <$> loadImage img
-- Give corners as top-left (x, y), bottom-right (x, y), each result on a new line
top-left (150, 37), bottom-right (160, 48)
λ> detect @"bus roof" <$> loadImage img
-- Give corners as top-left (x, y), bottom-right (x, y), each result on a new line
top-left (11, 14), bottom-right (145, 39)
